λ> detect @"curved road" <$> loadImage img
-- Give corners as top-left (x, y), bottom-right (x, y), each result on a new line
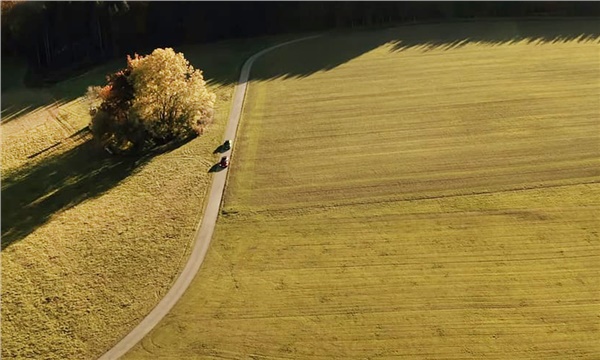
top-left (99, 35), bottom-right (321, 360)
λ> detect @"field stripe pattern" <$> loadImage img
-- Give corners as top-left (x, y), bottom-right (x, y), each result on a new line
top-left (127, 20), bottom-right (600, 359)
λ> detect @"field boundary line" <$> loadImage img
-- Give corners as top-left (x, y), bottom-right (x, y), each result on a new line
top-left (97, 34), bottom-right (322, 360)
top-left (250, 180), bottom-right (600, 216)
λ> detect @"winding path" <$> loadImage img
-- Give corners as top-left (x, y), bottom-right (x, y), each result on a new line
top-left (98, 35), bottom-right (321, 360)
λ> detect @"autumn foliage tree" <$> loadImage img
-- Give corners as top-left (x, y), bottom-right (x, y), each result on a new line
top-left (88, 48), bottom-right (216, 153)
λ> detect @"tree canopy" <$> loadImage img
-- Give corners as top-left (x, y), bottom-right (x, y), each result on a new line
top-left (89, 48), bottom-right (216, 154)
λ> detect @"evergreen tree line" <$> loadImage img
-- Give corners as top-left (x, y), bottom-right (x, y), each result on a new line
top-left (2, 1), bottom-right (598, 85)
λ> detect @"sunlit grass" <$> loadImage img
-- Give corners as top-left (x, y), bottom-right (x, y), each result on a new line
top-left (127, 20), bottom-right (600, 359)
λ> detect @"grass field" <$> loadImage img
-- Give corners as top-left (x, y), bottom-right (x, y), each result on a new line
top-left (0, 34), bottom-right (299, 359)
top-left (126, 20), bottom-right (600, 359)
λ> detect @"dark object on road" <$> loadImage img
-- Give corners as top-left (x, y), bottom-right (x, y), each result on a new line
top-left (213, 140), bottom-right (232, 154)
top-left (219, 156), bottom-right (229, 168)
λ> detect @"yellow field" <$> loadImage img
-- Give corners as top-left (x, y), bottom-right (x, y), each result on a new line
top-left (126, 20), bottom-right (600, 359)
top-left (1, 35), bottom-right (297, 359)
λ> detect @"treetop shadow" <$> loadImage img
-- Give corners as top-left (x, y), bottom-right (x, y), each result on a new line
top-left (3, 18), bottom-right (597, 122)
top-left (0, 136), bottom-right (192, 250)
top-left (240, 18), bottom-right (599, 84)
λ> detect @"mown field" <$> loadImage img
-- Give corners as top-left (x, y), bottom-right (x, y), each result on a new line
top-left (1, 34), bottom-right (298, 359)
top-left (126, 20), bottom-right (600, 359)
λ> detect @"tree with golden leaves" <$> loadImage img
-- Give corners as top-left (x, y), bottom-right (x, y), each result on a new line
top-left (88, 48), bottom-right (216, 153)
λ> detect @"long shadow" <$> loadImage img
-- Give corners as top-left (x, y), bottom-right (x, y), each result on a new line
top-left (208, 163), bottom-right (227, 173)
top-left (0, 33), bottom-right (299, 122)
top-left (4, 19), bottom-right (597, 123)
top-left (0, 138), bottom-right (191, 250)
top-left (1, 59), bottom-right (124, 123)
top-left (387, 18), bottom-right (600, 53)
top-left (212, 18), bottom-right (600, 84)
top-left (213, 144), bottom-right (227, 154)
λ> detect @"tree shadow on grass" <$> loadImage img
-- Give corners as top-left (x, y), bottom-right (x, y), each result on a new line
top-left (227, 18), bottom-right (600, 84)
top-left (0, 137), bottom-right (193, 250)
top-left (5, 19), bottom-right (597, 124)
top-left (1, 59), bottom-right (124, 123)
top-left (386, 19), bottom-right (600, 53)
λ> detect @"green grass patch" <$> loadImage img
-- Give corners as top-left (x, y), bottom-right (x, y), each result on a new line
top-left (126, 19), bottom-right (600, 359)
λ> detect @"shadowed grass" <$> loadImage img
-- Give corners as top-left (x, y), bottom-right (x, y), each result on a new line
top-left (5, 18), bottom-right (597, 122)
top-left (1, 136), bottom-right (198, 249)
top-left (2, 141), bottom-right (138, 247)
top-left (0, 33), bottom-right (303, 122)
